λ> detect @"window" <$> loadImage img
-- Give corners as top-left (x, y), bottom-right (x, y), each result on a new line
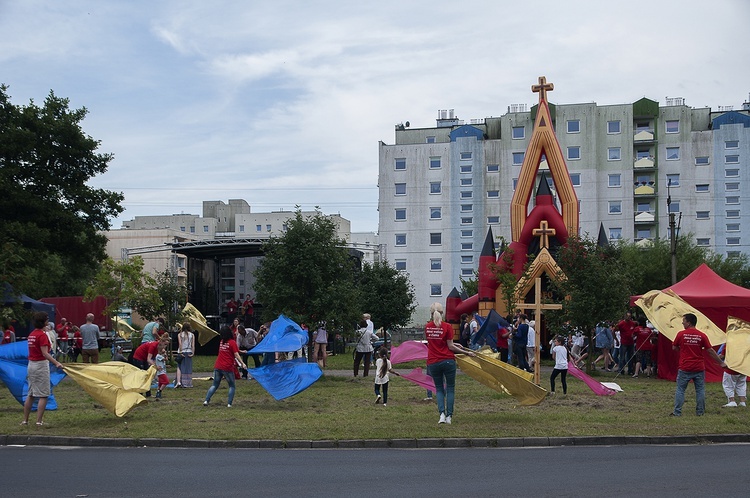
top-left (637, 202), bottom-right (651, 212)
top-left (430, 157), bottom-right (441, 169)
top-left (487, 164), bottom-right (499, 172)
top-left (666, 147), bottom-right (680, 160)
top-left (666, 174), bottom-right (680, 187)
top-left (726, 182), bottom-right (740, 191)
top-left (180, 226), bottom-right (186, 232)
top-left (727, 237), bottom-right (741, 246)
top-left (460, 216), bottom-right (472, 225)
top-left (461, 268), bottom-right (474, 276)
top-left (203, 225), bottom-right (209, 233)
top-left (696, 211), bottom-right (710, 220)
top-left (395, 260), bottom-right (407, 271)
top-left (728, 251), bottom-right (741, 258)
top-left (665, 120), bottom-right (679, 133)
top-left (430, 284), bottom-right (442, 296)
top-left (190, 226), bottom-right (195, 233)
top-left (512, 126), bottom-right (525, 139)
top-left (395, 234), bottom-right (406, 246)
top-left (426, 136), bottom-right (436, 144)
top-left (430, 259), bottom-right (442, 271)
top-left (239, 224), bottom-right (245, 232)
top-left (239, 279), bottom-right (244, 286)
top-left (395, 183), bottom-right (406, 195)
top-left (668, 201), bottom-right (680, 213)
top-left (513, 178), bottom-right (518, 190)
top-left (395, 158), bottom-right (406, 170)
top-left (487, 190), bottom-right (499, 198)
top-left (727, 210), bottom-right (740, 218)
top-left (461, 255), bottom-right (474, 264)
top-left (460, 191), bottom-right (473, 199)
top-left (567, 146), bottom-right (581, 160)
top-left (727, 196), bottom-right (740, 205)
top-left (607, 121), bottom-right (621, 134)
top-left (695, 184), bottom-right (709, 193)
top-left (695, 156), bottom-right (709, 165)
top-left (512, 152), bottom-right (525, 165)
top-left (726, 155), bottom-right (740, 164)
top-left (696, 238), bottom-right (710, 247)
top-left (608, 174), bottom-right (621, 187)
top-left (637, 228), bottom-right (652, 239)
top-left (460, 165), bottom-right (473, 173)
top-left (567, 120), bottom-right (580, 133)
top-left (487, 216), bottom-right (499, 224)
top-left (266, 224), bottom-right (272, 232)
top-left (461, 242), bottom-right (473, 250)
top-left (726, 169), bottom-right (740, 177)
top-left (726, 140), bottom-right (739, 149)
top-left (608, 147), bottom-right (621, 161)
top-left (430, 232), bottom-right (442, 245)
top-left (609, 228), bottom-right (622, 240)
top-left (460, 178), bottom-right (473, 186)
top-left (727, 224), bottom-right (740, 232)
top-left (461, 229), bottom-right (473, 238)
top-left (608, 201), bottom-right (622, 214)
top-left (636, 150), bottom-right (651, 160)
top-left (569, 173), bottom-right (581, 187)
top-left (430, 207), bottom-right (441, 219)
top-left (460, 204), bottom-right (472, 212)
top-left (395, 208), bottom-right (406, 221)
top-left (430, 182), bottom-right (442, 194)
top-left (460, 152), bottom-right (472, 160)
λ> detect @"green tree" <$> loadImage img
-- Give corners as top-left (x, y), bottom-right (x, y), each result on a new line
top-left (253, 208), bottom-right (361, 332)
top-left (459, 270), bottom-right (478, 298)
top-left (0, 85), bottom-right (123, 297)
top-left (130, 269), bottom-right (187, 328)
top-left (358, 261), bottom-right (416, 332)
top-left (84, 257), bottom-right (160, 322)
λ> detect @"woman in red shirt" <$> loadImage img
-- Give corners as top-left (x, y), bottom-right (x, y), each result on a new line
top-left (203, 326), bottom-right (246, 407)
top-left (22, 311), bottom-right (63, 426)
top-left (425, 302), bottom-right (475, 425)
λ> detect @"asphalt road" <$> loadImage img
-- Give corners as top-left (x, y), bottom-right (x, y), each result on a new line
top-left (2, 443), bottom-right (748, 497)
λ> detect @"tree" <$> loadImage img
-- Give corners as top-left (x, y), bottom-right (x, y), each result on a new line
top-left (0, 85), bottom-right (124, 297)
top-left (84, 257), bottom-right (160, 322)
top-left (358, 261), bottom-right (416, 332)
top-left (459, 270), bottom-right (478, 298)
top-left (130, 269), bottom-right (187, 328)
top-left (253, 208), bottom-right (361, 332)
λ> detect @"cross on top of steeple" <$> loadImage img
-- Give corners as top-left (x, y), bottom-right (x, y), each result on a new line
top-left (532, 76), bottom-right (554, 103)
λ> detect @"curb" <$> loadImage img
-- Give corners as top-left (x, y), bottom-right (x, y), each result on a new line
top-left (3, 433), bottom-right (750, 449)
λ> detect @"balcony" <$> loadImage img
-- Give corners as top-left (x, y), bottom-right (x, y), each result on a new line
top-left (633, 182), bottom-right (656, 197)
top-left (634, 211), bottom-right (656, 224)
top-left (634, 129), bottom-right (655, 142)
top-left (634, 156), bottom-right (656, 169)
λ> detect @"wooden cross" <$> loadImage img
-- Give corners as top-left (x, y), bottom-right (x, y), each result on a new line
top-left (532, 76), bottom-right (554, 102)
top-left (516, 277), bottom-right (563, 385)
top-left (532, 220), bottom-right (556, 249)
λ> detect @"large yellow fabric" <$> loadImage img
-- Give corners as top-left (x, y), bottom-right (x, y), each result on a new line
top-left (456, 351), bottom-right (546, 406)
top-left (725, 317), bottom-right (750, 377)
top-left (113, 317), bottom-right (135, 340)
top-left (182, 302), bottom-right (219, 346)
top-left (63, 362), bottom-right (157, 417)
top-left (635, 289), bottom-right (726, 346)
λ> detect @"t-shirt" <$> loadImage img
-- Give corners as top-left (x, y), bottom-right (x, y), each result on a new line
top-left (133, 340), bottom-right (158, 362)
top-left (155, 353), bottom-right (167, 375)
top-left (674, 328), bottom-right (712, 372)
top-left (633, 326), bottom-right (653, 352)
top-left (214, 339), bottom-right (240, 371)
top-left (27, 328), bottom-right (51, 361)
top-left (80, 323), bottom-right (100, 350)
top-left (141, 322), bottom-right (158, 342)
top-left (375, 358), bottom-right (392, 384)
top-left (426, 321), bottom-right (454, 365)
top-left (496, 327), bottom-right (509, 349)
top-left (616, 319), bottom-right (637, 346)
top-left (56, 324), bottom-right (70, 341)
top-left (552, 344), bottom-right (568, 370)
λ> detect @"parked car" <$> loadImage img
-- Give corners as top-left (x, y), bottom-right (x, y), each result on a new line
top-left (372, 330), bottom-right (392, 350)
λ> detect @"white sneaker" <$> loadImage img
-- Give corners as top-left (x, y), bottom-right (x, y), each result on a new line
top-left (438, 413), bottom-right (446, 424)
top-left (375, 395), bottom-right (382, 404)
top-left (383, 403), bottom-right (387, 407)
top-left (723, 401), bottom-right (738, 408)
top-left (227, 404), bottom-right (232, 408)
top-left (203, 400), bottom-right (208, 406)
top-left (740, 402), bottom-right (747, 407)
top-left (423, 397), bottom-right (433, 401)
top-left (445, 416), bottom-right (452, 425)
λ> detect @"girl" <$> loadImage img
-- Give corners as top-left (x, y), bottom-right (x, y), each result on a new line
top-left (374, 347), bottom-right (399, 406)
top-left (176, 323), bottom-right (195, 388)
top-left (155, 343), bottom-right (169, 399)
top-left (550, 335), bottom-right (569, 395)
top-left (204, 326), bottom-right (246, 407)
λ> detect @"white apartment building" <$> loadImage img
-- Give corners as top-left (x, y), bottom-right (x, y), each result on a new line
top-left (378, 98), bottom-right (750, 324)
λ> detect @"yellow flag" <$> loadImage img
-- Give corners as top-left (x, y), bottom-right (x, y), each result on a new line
top-left (113, 317), bottom-right (135, 340)
top-left (456, 351), bottom-right (547, 406)
top-left (182, 302), bottom-right (220, 346)
top-left (63, 362), bottom-right (157, 417)
top-left (725, 317), bottom-right (750, 377)
top-left (635, 289), bottom-right (726, 346)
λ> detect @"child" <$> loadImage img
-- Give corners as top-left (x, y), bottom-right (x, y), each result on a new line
top-left (550, 335), bottom-right (569, 395)
top-left (155, 343), bottom-right (169, 400)
top-left (718, 344), bottom-right (747, 407)
top-left (374, 347), bottom-right (399, 407)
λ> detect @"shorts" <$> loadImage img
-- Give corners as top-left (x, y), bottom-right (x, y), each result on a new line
top-left (27, 360), bottom-right (51, 397)
top-left (158, 373), bottom-right (169, 388)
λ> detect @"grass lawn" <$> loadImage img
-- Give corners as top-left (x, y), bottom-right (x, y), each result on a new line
top-left (1, 348), bottom-right (746, 441)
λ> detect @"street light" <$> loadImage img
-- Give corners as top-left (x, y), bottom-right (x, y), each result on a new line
top-left (667, 178), bottom-right (677, 284)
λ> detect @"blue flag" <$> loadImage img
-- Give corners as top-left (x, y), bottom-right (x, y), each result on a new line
top-left (471, 309), bottom-right (510, 349)
top-left (250, 357), bottom-right (323, 400)
top-left (251, 315), bottom-right (309, 354)
top-left (0, 342), bottom-right (66, 410)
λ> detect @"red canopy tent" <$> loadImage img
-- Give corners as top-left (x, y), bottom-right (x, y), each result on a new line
top-left (631, 264), bottom-right (750, 382)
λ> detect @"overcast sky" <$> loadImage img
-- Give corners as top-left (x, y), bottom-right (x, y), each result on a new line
top-left (2, 1), bottom-right (748, 233)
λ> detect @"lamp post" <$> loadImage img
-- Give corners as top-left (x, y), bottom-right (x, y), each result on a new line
top-left (667, 178), bottom-right (677, 285)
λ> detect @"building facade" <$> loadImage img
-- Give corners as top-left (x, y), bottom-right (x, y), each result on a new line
top-left (378, 99), bottom-right (750, 324)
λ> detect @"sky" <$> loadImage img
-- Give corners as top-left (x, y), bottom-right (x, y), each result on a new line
top-left (2, 0), bottom-right (749, 233)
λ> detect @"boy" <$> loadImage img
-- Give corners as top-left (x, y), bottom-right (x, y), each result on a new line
top-left (155, 343), bottom-right (169, 400)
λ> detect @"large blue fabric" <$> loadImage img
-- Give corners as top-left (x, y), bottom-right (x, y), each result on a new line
top-left (0, 341), bottom-right (66, 410)
top-left (251, 315), bottom-right (309, 354)
top-left (471, 309), bottom-right (510, 348)
top-left (249, 357), bottom-right (322, 400)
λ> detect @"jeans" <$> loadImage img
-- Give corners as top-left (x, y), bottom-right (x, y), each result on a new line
top-left (354, 351), bottom-right (373, 376)
top-left (428, 359), bottom-right (456, 417)
top-left (619, 344), bottom-right (635, 374)
top-left (374, 381), bottom-right (389, 404)
top-left (514, 346), bottom-right (530, 371)
top-left (205, 369), bottom-right (236, 405)
top-left (673, 369), bottom-right (705, 416)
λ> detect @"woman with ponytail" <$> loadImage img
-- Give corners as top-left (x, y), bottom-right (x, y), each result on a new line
top-left (425, 302), bottom-right (475, 425)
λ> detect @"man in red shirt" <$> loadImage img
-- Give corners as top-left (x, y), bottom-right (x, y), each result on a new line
top-left (56, 318), bottom-right (71, 358)
top-left (615, 312), bottom-right (637, 375)
top-left (632, 317), bottom-right (653, 378)
top-left (671, 313), bottom-right (726, 417)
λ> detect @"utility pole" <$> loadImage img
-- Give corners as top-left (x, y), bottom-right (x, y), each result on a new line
top-left (667, 178), bottom-right (677, 285)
